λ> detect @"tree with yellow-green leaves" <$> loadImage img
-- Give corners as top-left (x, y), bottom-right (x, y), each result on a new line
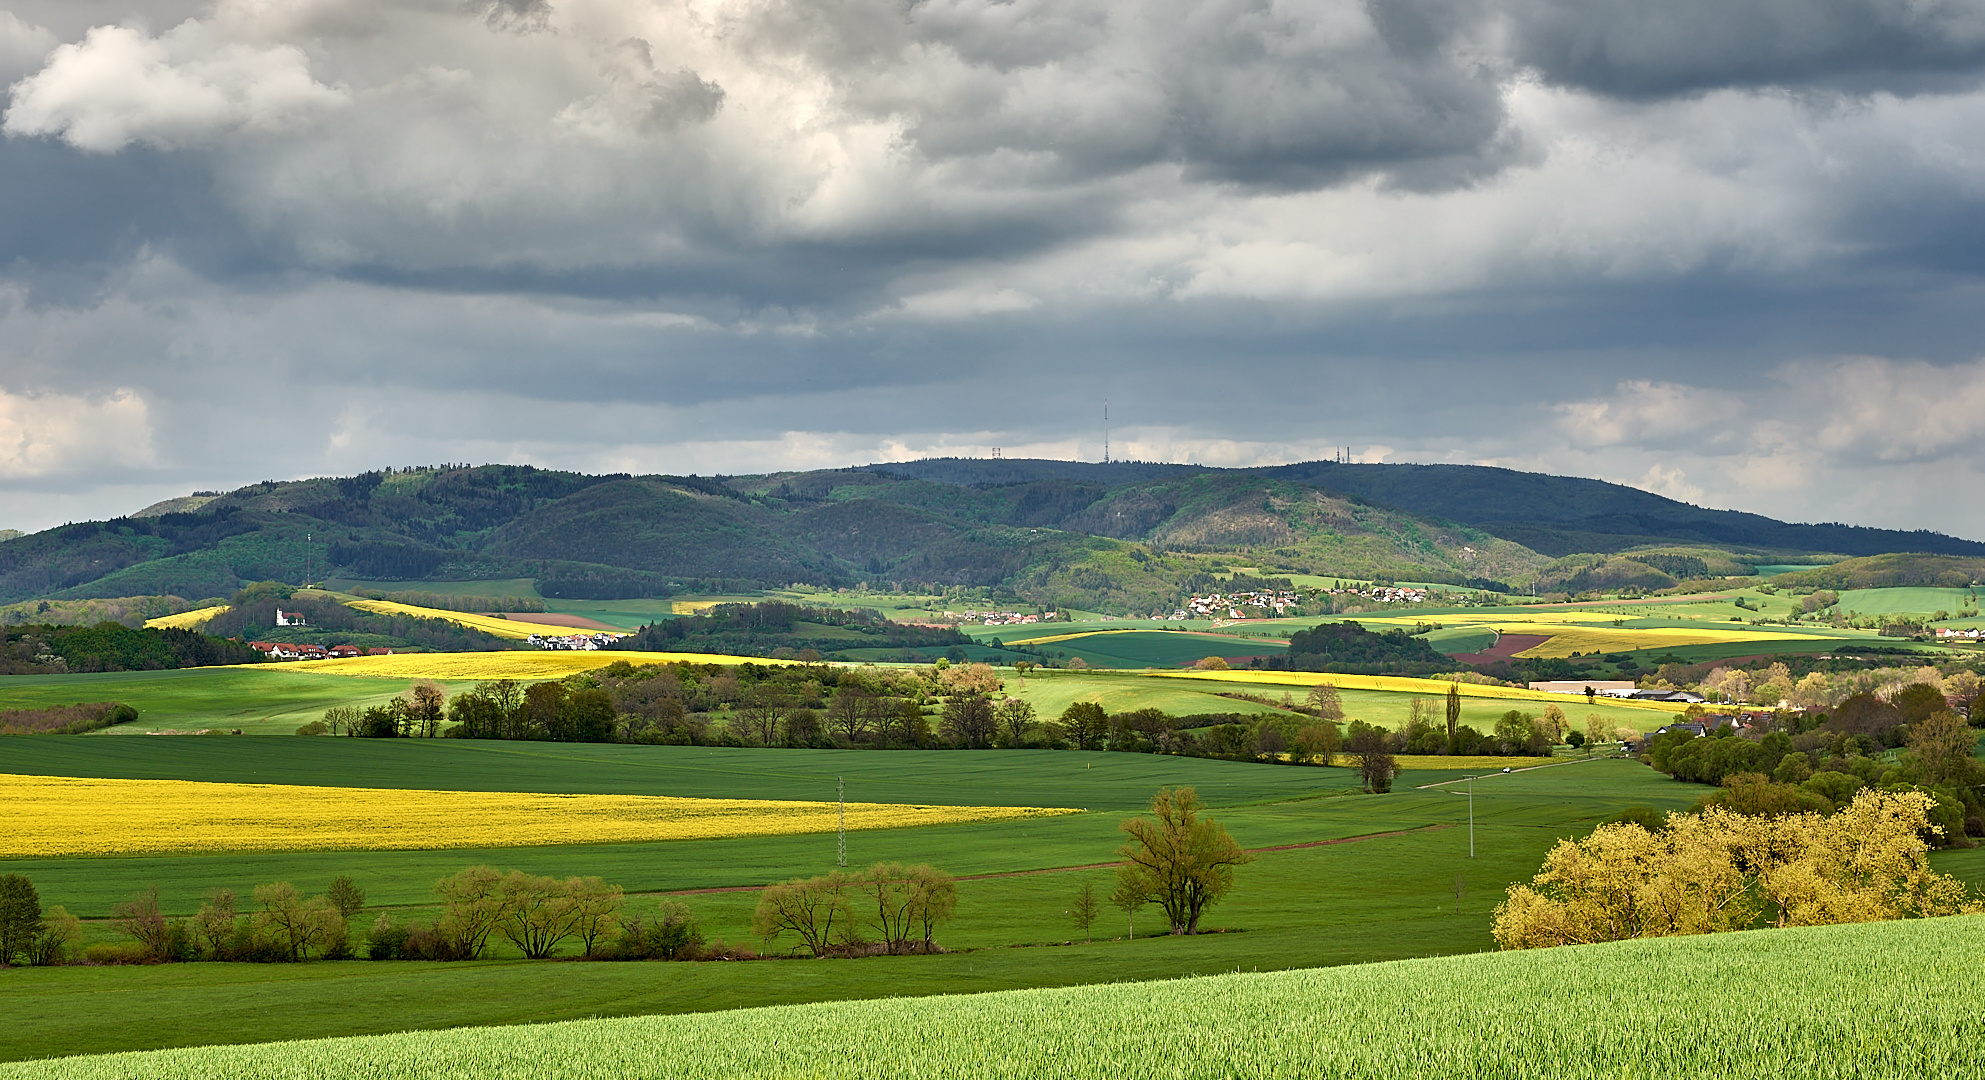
top-left (1492, 789), bottom-right (1978, 949)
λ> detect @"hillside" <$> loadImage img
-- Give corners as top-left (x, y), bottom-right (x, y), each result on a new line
top-left (872, 458), bottom-right (1985, 559)
top-left (0, 459), bottom-right (1978, 615)
top-left (6, 917), bottom-right (1977, 1078)
top-left (1772, 554), bottom-right (1985, 590)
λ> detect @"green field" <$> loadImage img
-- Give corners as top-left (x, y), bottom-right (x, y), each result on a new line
top-left (0, 746), bottom-right (1724, 1061)
top-left (0, 668), bottom-right (445, 735)
top-left (1836, 587), bottom-right (1978, 616)
top-left (8, 916), bottom-right (1982, 1078)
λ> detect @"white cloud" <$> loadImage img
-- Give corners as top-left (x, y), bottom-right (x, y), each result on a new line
top-left (3, 20), bottom-right (346, 151)
top-left (0, 386), bottom-right (155, 478)
top-left (0, 12), bottom-right (57, 84)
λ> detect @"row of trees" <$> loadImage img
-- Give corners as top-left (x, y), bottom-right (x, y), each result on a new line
top-left (1493, 790), bottom-right (1978, 948)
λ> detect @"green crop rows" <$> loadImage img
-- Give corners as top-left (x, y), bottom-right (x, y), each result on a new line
top-left (8, 916), bottom-right (1983, 1079)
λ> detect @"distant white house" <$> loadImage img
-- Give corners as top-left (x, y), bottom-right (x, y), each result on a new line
top-left (274, 608), bottom-right (306, 627)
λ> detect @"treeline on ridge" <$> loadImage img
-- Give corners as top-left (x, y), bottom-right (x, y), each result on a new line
top-left (0, 622), bottom-right (265, 675)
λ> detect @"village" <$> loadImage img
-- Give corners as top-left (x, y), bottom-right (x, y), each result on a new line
top-left (1174, 589), bottom-right (1304, 620)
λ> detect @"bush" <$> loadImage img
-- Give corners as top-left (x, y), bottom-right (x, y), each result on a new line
top-left (83, 942), bottom-right (153, 965)
top-left (607, 902), bottom-right (704, 960)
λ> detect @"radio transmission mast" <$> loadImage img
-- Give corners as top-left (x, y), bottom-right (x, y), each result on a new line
top-left (1103, 401), bottom-right (1110, 464)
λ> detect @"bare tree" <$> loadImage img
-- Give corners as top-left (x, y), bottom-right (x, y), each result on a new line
top-left (1306, 682), bottom-right (1344, 721)
top-left (111, 887), bottom-right (170, 960)
top-left (826, 686), bottom-right (874, 744)
top-left (734, 687), bottom-right (782, 746)
top-left (943, 694), bottom-right (997, 747)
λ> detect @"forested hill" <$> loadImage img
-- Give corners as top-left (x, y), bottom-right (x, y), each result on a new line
top-left (0, 458), bottom-right (1977, 612)
top-left (871, 459), bottom-right (1985, 559)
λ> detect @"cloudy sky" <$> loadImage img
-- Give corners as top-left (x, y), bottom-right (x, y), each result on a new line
top-left (2, 0), bottom-right (1985, 537)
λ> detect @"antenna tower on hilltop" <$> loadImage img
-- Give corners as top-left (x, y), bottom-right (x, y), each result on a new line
top-left (1103, 401), bottom-right (1110, 464)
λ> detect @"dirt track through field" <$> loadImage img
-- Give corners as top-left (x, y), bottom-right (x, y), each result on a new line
top-left (654, 824), bottom-right (1455, 895)
top-left (498, 612), bottom-right (624, 631)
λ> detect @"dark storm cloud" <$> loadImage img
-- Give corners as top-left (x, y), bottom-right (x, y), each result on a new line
top-left (1502, 0), bottom-right (1985, 98)
top-left (0, 0), bottom-right (1984, 539)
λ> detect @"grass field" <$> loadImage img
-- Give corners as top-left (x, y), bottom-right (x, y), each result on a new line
top-left (1836, 587), bottom-right (1979, 615)
top-left (0, 756), bottom-right (1717, 1062)
top-left (0, 772), bottom-right (1071, 857)
top-left (993, 629), bottom-right (1287, 668)
top-left (7, 916), bottom-right (1981, 1078)
top-left (0, 667), bottom-right (435, 735)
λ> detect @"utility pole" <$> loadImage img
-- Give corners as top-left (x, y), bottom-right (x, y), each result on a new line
top-left (304, 534), bottom-right (311, 589)
top-left (837, 776), bottom-right (847, 868)
top-left (1469, 775), bottom-right (1475, 858)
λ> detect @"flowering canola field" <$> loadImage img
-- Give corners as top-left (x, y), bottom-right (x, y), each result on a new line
top-left (0, 774), bottom-right (1077, 858)
top-left (141, 605), bottom-right (228, 631)
top-left (343, 599), bottom-right (548, 640)
top-left (253, 650), bottom-right (796, 680)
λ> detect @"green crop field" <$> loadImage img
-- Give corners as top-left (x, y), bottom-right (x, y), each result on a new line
top-left (0, 757), bottom-right (1710, 1062)
top-left (0, 668), bottom-right (448, 735)
top-left (8, 916), bottom-right (1982, 1079)
top-left (1836, 587), bottom-right (1979, 616)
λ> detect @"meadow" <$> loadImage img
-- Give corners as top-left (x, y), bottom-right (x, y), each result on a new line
top-left (6, 916), bottom-right (1982, 1079)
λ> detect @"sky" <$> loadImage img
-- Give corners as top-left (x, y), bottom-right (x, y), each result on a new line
top-left (2, 0), bottom-right (1985, 537)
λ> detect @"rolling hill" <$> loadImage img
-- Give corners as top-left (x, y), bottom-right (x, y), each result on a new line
top-left (0, 458), bottom-right (1979, 614)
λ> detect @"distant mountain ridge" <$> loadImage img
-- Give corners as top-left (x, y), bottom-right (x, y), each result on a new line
top-left (869, 458), bottom-right (1985, 559)
top-left (0, 458), bottom-right (1975, 613)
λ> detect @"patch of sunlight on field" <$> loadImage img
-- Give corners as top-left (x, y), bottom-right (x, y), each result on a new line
top-left (0, 774), bottom-right (1077, 857)
top-left (142, 606), bottom-right (228, 631)
top-left (1148, 670), bottom-right (1688, 712)
top-left (1506, 625), bottom-right (1814, 658)
top-left (343, 599), bottom-right (549, 640)
top-left (671, 600), bottom-right (725, 614)
top-left (1392, 755), bottom-right (1556, 770)
top-left (251, 651), bottom-right (796, 680)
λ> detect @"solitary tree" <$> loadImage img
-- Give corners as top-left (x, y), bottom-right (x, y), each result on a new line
top-left (1112, 787), bottom-right (1252, 935)
top-left (1069, 880), bottom-right (1099, 943)
top-left (0, 874), bottom-right (40, 966)
top-left (1446, 683), bottom-right (1462, 742)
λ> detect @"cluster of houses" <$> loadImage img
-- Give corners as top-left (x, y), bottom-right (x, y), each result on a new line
top-left (527, 632), bottom-right (622, 650)
top-left (1649, 712), bottom-right (1778, 739)
top-left (1327, 585), bottom-right (1430, 604)
top-left (249, 642), bottom-right (393, 660)
top-left (1175, 590), bottom-right (1303, 620)
top-left (1526, 680), bottom-right (1710, 704)
top-left (1935, 627), bottom-right (1983, 640)
top-left (940, 610), bottom-right (1048, 627)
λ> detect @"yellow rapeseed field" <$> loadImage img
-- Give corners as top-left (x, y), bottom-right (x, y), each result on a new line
top-left (1150, 669), bottom-right (1690, 711)
top-left (253, 650), bottom-right (796, 680)
top-left (0, 773), bottom-right (1079, 858)
top-left (344, 599), bottom-right (546, 640)
top-left (142, 605), bottom-right (229, 631)
top-left (671, 600), bottom-right (725, 615)
top-left (1499, 625), bottom-right (1814, 659)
